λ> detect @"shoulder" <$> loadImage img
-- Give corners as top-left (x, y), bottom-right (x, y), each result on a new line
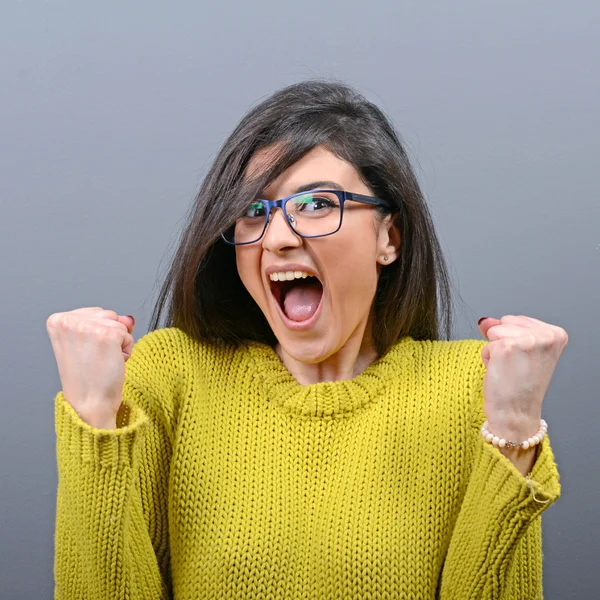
top-left (129, 326), bottom-right (248, 386)
top-left (125, 326), bottom-right (208, 400)
top-left (422, 338), bottom-right (488, 427)
top-left (126, 326), bottom-right (194, 381)
top-left (130, 326), bottom-right (240, 372)
top-left (123, 327), bottom-right (240, 423)
top-left (123, 327), bottom-right (192, 411)
top-left (395, 337), bottom-right (488, 422)
top-left (401, 337), bottom-right (487, 375)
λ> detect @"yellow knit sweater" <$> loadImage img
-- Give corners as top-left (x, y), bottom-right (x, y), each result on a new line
top-left (53, 327), bottom-right (561, 599)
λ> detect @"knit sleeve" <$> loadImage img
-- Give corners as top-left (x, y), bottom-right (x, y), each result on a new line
top-left (439, 341), bottom-right (562, 599)
top-left (53, 328), bottom-right (180, 600)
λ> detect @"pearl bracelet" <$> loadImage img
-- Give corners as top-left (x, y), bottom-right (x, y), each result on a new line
top-left (480, 419), bottom-right (547, 450)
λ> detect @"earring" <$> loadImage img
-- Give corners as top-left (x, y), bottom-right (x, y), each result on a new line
top-left (383, 255), bottom-right (389, 261)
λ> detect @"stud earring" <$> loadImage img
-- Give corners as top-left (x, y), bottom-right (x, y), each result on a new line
top-left (383, 255), bottom-right (389, 261)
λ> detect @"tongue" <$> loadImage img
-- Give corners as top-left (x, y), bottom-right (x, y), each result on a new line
top-left (283, 282), bottom-right (322, 322)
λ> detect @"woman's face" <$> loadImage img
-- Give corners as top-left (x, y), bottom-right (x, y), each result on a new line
top-left (235, 145), bottom-right (400, 363)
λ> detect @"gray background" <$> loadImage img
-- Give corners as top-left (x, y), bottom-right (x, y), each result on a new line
top-left (1, 0), bottom-right (597, 597)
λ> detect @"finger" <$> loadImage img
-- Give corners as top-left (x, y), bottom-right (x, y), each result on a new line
top-left (80, 317), bottom-right (131, 334)
top-left (81, 308), bottom-right (133, 330)
top-left (481, 343), bottom-right (490, 367)
top-left (478, 316), bottom-right (501, 339)
top-left (122, 332), bottom-right (135, 360)
top-left (71, 307), bottom-right (123, 324)
top-left (480, 329), bottom-right (524, 365)
top-left (116, 315), bottom-right (135, 335)
top-left (499, 315), bottom-right (541, 328)
top-left (483, 323), bottom-right (529, 342)
top-left (87, 316), bottom-right (134, 334)
top-left (511, 315), bottom-right (563, 333)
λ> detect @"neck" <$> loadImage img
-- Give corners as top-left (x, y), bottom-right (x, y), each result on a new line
top-left (274, 316), bottom-right (379, 385)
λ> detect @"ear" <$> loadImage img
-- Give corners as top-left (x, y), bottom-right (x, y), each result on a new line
top-left (376, 213), bottom-right (401, 265)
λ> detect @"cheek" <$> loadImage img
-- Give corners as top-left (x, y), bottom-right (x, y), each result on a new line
top-left (331, 260), bottom-right (378, 301)
top-left (235, 248), bottom-right (264, 299)
top-left (324, 236), bottom-right (379, 312)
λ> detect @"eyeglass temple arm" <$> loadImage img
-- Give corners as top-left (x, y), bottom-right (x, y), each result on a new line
top-left (345, 192), bottom-right (395, 210)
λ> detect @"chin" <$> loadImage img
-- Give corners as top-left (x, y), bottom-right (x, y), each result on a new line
top-left (268, 312), bottom-right (346, 364)
top-left (277, 335), bottom-right (337, 365)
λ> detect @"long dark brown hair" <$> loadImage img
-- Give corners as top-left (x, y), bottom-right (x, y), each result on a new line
top-left (148, 78), bottom-right (459, 356)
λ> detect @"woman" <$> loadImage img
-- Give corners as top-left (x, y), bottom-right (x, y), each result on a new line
top-left (48, 80), bottom-right (567, 599)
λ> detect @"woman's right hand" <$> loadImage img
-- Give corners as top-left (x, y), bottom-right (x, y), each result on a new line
top-left (46, 307), bottom-right (136, 429)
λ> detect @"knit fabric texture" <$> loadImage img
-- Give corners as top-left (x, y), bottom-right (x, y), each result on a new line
top-left (53, 327), bottom-right (561, 599)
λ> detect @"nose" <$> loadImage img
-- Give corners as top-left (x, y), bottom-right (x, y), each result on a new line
top-left (261, 207), bottom-right (302, 253)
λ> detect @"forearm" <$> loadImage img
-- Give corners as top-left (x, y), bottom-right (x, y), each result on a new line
top-left (54, 393), bottom-right (170, 599)
top-left (486, 415), bottom-right (542, 477)
top-left (498, 444), bottom-right (539, 477)
top-left (439, 435), bottom-right (559, 598)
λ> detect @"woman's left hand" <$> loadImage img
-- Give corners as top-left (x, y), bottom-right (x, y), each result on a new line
top-left (477, 315), bottom-right (569, 442)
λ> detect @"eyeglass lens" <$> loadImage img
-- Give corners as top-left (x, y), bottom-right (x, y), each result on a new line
top-left (222, 192), bottom-right (342, 244)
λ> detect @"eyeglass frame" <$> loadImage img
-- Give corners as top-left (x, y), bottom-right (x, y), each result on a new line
top-left (220, 189), bottom-right (396, 246)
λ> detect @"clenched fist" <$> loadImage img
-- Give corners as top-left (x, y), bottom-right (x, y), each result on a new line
top-left (46, 307), bottom-right (136, 429)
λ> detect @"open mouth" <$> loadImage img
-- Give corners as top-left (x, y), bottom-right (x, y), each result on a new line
top-left (269, 271), bottom-right (324, 324)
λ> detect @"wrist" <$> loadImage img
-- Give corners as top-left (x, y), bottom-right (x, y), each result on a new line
top-left (76, 404), bottom-right (119, 430)
top-left (485, 414), bottom-right (540, 441)
top-left (88, 417), bottom-right (117, 430)
top-left (481, 418), bottom-right (547, 451)
top-left (498, 442), bottom-right (539, 477)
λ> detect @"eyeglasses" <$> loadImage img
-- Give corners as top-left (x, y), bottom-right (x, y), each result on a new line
top-left (221, 189), bottom-right (395, 245)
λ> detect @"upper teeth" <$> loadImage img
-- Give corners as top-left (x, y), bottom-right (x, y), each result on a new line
top-left (269, 270), bottom-right (314, 282)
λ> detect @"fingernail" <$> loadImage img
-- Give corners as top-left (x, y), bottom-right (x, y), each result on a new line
top-left (478, 316), bottom-right (489, 325)
top-left (126, 315), bottom-right (135, 325)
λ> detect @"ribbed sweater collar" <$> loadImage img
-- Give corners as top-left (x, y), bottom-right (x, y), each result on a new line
top-left (245, 336), bottom-right (415, 417)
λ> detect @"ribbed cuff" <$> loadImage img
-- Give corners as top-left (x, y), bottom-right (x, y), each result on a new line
top-left (54, 392), bottom-right (150, 469)
top-left (475, 430), bottom-right (561, 515)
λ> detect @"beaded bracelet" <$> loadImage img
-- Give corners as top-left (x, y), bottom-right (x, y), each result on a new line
top-left (481, 419), bottom-right (547, 450)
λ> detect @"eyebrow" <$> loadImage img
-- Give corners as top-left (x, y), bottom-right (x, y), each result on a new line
top-left (294, 180), bottom-right (344, 193)
top-left (259, 180), bottom-right (344, 198)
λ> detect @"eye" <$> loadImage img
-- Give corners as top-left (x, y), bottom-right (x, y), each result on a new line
top-left (244, 202), bottom-right (266, 218)
top-left (293, 193), bottom-right (338, 214)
